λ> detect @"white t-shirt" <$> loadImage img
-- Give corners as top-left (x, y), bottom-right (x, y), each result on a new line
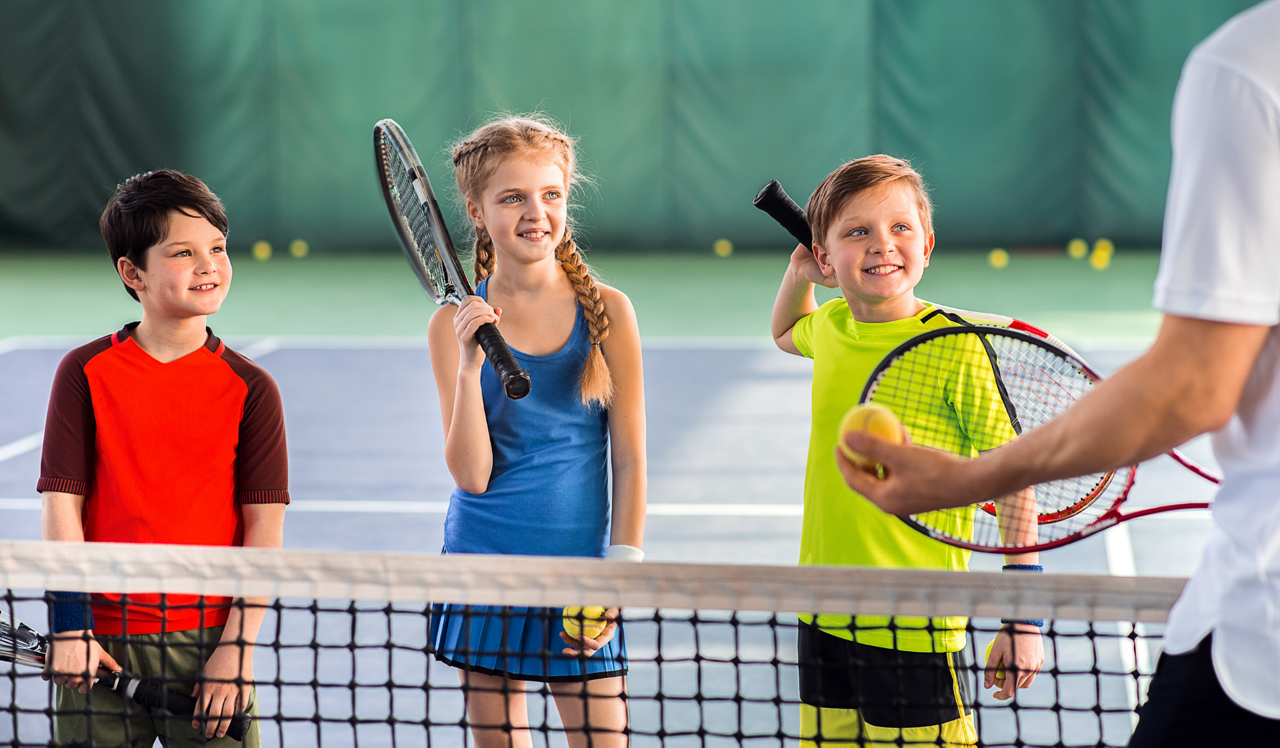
top-left (1152, 0), bottom-right (1280, 719)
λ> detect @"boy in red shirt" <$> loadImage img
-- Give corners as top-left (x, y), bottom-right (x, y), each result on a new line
top-left (39, 169), bottom-right (288, 745)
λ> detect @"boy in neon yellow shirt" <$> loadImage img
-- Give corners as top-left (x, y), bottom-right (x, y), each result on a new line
top-left (771, 155), bottom-right (1044, 747)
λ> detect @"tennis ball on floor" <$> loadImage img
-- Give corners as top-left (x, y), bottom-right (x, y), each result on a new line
top-left (1066, 238), bottom-right (1088, 260)
top-left (985, 638), bottom-right (1007, 681)
top-left (837, 404), bottom-right (905, 471)
top-left (289, 239), bottom-right (309, 258)
top-left (563, 606), bottom-right (608, 641)
top-left (713, 238), bottom-right (733, 257)
top-left (251, 240), bottom-right (272, 261)
top-left (988, 248), bottom-right (1010, 269)
top-left (1089, 239), bottom-right (1114, 271)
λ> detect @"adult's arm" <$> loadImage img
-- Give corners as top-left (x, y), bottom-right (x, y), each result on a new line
top-left (838, 315), bottom-right (1271, 516)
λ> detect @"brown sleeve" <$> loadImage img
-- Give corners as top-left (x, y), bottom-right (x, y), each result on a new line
top-left (222, 349), bottom-right (290, 504)
top-left (37, 338), bottom-right (112, 496)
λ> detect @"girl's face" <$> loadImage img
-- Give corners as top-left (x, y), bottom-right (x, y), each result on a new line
top-left (814, 183), bottom-right (935, 322)
top-left (467, 155), bottom-right (568, 264)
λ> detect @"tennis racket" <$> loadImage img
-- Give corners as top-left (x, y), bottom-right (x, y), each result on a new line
top-left (374, 118), bottom-right (532, 400)
top-left (753, 180), bottom-right (813, 251)
top-left (0, 611), bottom-right (250, 741)
top-left (859, 326), bottom-right (1218, 553)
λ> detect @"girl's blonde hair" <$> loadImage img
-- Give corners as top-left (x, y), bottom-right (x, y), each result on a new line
top-left (452, 116), bottom-right (613, 409)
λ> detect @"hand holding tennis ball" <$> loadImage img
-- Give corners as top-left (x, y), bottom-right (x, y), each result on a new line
top-left (562, 606), bottom-right (609, 641)
top-left (837, 404), bottom-right (906, 475)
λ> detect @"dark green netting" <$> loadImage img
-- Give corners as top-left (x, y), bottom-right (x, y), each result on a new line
top-left (0, 0), bottom-right (1263, 252)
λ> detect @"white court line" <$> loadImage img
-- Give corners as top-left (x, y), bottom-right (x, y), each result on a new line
top-left (1104, 522), bottom-right (1152, 722)
top-left (0, 498), bottom-right (803, 517)
top-left (0, 433), bottom-right (42, 464)
top-left (238, 337), bottom-right (283, 360)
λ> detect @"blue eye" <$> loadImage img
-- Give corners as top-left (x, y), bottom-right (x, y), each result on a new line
top-left (894, 224), bottom-right (910, 232)
top-left (502, 195), bottom-right (521, 203)
top-left (545, 190), bottom-right (561, 200)
top-left (851, 228), bottom-right (867, 237)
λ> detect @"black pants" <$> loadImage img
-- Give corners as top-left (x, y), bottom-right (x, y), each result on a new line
top-left (1129, 634), bottom-right (1280, 747)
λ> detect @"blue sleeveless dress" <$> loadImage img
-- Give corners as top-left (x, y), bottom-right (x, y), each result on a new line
top-left (429, 278), bottom-right (627, 681)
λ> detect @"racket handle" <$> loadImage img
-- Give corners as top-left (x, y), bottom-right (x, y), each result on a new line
top-left (753, 180), bottom-right (813, 250)
top-left (476, 322), bottom-right (532, 400)
top-left (125, 676), bottom-right (250, 742)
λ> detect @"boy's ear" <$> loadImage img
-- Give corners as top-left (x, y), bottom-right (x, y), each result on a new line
top-left (812, 243), bottom-right (836, 277)
top-left (923, 232), bottom-right (936, 266)
top-left (117, 256), bottom-right (146, 295)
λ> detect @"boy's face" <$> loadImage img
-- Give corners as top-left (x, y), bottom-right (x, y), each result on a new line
top-left (814, 184), bottom-right (935, 321)
top-left (119, 210), bottom-right (232, 320)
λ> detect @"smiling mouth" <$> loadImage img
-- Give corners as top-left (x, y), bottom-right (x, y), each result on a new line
top-left (864, 265), bottom-right (902, 276)
top-left (519, 230), bottom-right (551, 240)
top-left (191, 283), bottom-right (218, 291)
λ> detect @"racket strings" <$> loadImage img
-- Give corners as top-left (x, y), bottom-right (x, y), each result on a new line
top-left (866, 329), bottom-right (1129, 551)
top-left (378, 135), bottom-right (454, 304)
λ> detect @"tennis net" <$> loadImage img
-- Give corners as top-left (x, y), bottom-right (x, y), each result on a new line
top-left (0, 541), bottom-right (1182, 747)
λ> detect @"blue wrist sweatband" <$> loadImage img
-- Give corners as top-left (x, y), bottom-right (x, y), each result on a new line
top-left (49, 591), bottom-right (94, 633)
top-left (1000, 565), bottom-right (1045, 627)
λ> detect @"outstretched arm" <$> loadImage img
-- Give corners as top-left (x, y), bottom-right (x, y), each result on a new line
top-left (838, 315), bottom-right (1270, 515)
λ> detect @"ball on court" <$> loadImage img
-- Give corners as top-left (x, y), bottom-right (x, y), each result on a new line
top-left (289, 239), bottom-right (309, 258)
top-left (837, 404), bottom-right (905, 471)
top-left (713, 238), bottom-right (733, 258)
top-left (562, 606), bottom-right (608, 641)
top-left (988, 248), bottom-right (1010, 269)
top-left (985, 638), bottom-right (1007, 680)
top-left (1089, 239), bottom-right (1113, 271)
top-left (251, 240), bottom-right (272, 261)
top-left (1066, 238), bottom-right (1088, 260)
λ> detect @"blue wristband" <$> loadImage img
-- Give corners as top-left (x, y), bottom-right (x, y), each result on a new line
top-left (1000, 565), bottom-right (1045, 627)
top-left (49, 591), bottom-right (94, 633)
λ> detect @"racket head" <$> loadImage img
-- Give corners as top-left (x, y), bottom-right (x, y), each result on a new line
top-left (374, 118), bottom-right (473, 306)
top-left (0, 611), bottom-right (48, 667)
top-left (859, 325), bottom-right (1134, 553)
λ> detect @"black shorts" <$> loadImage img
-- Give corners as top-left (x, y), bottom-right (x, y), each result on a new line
top-left (797, 625), bottom-right (972, 729)
top-left (1129, 634), bottom-right (1280, 747)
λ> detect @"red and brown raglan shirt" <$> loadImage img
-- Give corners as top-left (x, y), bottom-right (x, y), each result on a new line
top-left (38, 324), bottom-right (289, 635)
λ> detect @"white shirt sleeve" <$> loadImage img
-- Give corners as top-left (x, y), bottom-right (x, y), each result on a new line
top-left (1153, 55), bottom-right (1280, 325)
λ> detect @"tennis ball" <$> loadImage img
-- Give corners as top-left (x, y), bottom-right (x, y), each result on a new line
top-left (1066, 238), bottom-right (1088, 260)
top-left (289, 239), bottom-right (309, 258)
top-left (251, 240), bottom-right (272, 261)
top-left (837, 404), bottom-right (905, 471)
top-left (713, 238), bottom-right (733, 258)
top-left (1089, 239), bottom-right (1113, 271)
top-left (988, 248), bottom-right (1009, 269)
top-left (985, 638), bottom-right (1007, 681)
top-left (562, 606), bottom-right (608, 641)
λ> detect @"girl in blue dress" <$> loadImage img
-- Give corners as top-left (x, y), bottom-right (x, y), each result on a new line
top-left (426, 116), bottom-right (647, 748)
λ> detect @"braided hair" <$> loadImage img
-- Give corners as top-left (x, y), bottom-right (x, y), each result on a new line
top-left (452, 116), bottom-right (613, 409)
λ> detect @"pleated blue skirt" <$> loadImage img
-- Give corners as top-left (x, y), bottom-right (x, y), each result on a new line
top-left (429, 604), bottom-right (628, 682)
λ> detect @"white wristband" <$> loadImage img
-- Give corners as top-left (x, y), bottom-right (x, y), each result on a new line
top-left (605, 544), bottom-right (644, 562)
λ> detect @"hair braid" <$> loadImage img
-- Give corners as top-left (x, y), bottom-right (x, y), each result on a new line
top-left (556, 231), bottom-right (613, 409)
top-left (473, 228), bottom-right (496, 285)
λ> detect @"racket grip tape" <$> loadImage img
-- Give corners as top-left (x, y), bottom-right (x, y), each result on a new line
top-left (752, 180), bottom-right (813, 250)
top-left (476, 322), bottom-right (532, 400)
top-left (127, 677), bottom-right (250, 742)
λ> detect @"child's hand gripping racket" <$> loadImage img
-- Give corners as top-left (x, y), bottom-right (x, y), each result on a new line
top-left (1, 612), bottom-right (250, 741)
top-left (854, 326), bottom-right (1219, 553)
top-left (374, 118), bottom-right (531, 400)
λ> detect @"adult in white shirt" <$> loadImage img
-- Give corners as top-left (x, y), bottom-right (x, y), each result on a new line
top-left (836, 1), bottom-right (1280, 745)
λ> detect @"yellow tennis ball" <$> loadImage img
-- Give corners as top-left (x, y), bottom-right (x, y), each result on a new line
top-left (985, 638), bottom-right (1007, 680)
top-left (1089, 239), bottom-right (1113, 271)
top-left (251, 240), bottom-right (272, 261)
top-left (289, 239), bottom-right (309, 258)
top-left (837, 404), bottom-right (904, 470)
top-left (1066, 238), bottom-right (1088, 260)
top-left (713, 238), bottom-right (733, 257)
top-left (988, 248), bottom-right (1010, 269)
top-left (562, 606), bottom-right (608, 641)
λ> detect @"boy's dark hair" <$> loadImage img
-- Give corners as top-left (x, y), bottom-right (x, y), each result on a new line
top-left (806, 155), bottom-right (933, 251)
top-left (100, 170), bottom-right (228, 301)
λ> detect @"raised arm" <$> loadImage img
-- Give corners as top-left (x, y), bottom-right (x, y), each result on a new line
top-left (771, 244), bottom-right (835, 354)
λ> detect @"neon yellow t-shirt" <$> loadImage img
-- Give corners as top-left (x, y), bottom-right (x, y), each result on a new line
top-left (792, 300), bottom-right (1018, 653)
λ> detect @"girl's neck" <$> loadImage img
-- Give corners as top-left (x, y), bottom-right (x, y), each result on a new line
top-left (132, 313), bottom-right (210, 363)
top-left (486, 253), bottom-right (570, 296)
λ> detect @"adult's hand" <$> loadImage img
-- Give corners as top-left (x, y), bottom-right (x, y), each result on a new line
top-left (834, 435), bottom-right (981, 516)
